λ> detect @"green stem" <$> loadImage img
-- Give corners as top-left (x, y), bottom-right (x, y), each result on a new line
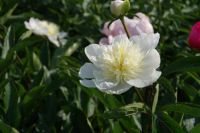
top-left (120, 16), bottom-right (131, 38)
top-left (142, 86), bottom-right (155, 133)
top-left (135, 88), bottom-right (144, 102)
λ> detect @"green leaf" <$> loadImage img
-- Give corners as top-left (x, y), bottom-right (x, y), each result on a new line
top-left (81, 87), bottom-right (122, 110)
top-left (119, 118), bottom-right (141, 133)
top-left (190, 124), bottom-right (200, 133)
top-left (19, 31), bottom-right (32, 40)
top-left (113, 121), bottom-right (123, 133)
top-left (152, 85), bottom-right (159, 114)
top-left (160, 112), bottom-right (186, 133)
top-left (163, 57), bottom-right (200, 75)
top-left (0, 120), bottom-right (19, 133)
top-left (1, 26), bottom-right (11, 59)
top-left (3, 81), bottom-right (20, 127)
top-left (0, 0), bottom-right (2, 12)
top-left (65, 43), bottom-right (80, 56)
top-left (161, 103), bottom-right (200, 117)
top-left (21, 85), bottom-right (46, 116)
top-left (158, 77), bottom-right (175, 95)
top-left (32, 52), bottom-right (42, 70)
top-left (70, 108), bottom-right (94, 133)
top-left (187, 72), bottom-right (200, 86)
top-left (180, 84), bottom-right (199, 101)
top-left (0, 4), bottom-right (17, 24)
top-left (0, 78), bottom-right (8, 94)
top-left (40, 42), bottom-right (51, 68)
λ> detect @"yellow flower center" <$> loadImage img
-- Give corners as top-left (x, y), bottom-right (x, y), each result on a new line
top-left (40, 21), bottom-right (59, 36)
top-left (101, 42), bottom-right (144, 81)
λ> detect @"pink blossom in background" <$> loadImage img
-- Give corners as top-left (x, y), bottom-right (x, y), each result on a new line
top-left (99, 12), bottom-right (154, 45)
top-left (188, 22), bottom-right (200, 50)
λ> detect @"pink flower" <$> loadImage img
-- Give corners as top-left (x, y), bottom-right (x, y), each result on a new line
top-left (99, 12), bottom-right (154, 45)
top-left (188, 22), bottom-right (200, 50)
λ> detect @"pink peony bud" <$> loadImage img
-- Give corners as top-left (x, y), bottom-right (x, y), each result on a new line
top-left (99, 12), bottom-right (154, 45)
top-left (188, 22), bottom-right (200, 50)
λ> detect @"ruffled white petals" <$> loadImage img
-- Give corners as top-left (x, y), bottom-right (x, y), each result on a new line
top-left (24, 17), bottom-right (67, 47)
top-left (79, 63), bottom-right (96, 79)
top-left (126, 70), bottom-right (161, 88)
top-left (130, 33), bottom-right (160, 52)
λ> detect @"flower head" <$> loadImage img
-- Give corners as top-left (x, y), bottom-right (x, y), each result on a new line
top-left (110, 0), bottom-right (130, 17)
top-left (100, 13), bottom-right (154, 45)
top-left (25, 17), bottom-right (67, 47)
top-left (79, 34), bottom-right (161, 94)
top-left (188, 22), bottom-right (200, 50)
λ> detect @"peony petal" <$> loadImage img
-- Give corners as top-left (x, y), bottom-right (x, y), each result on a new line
top-left (24, 21), bottom-right (31, 30)
top-left (135, 12), bottom-right (150, 22)
top-left (103, 82), bottom-right (132, 94)
top-left (142, 49), bottom-right (160, 69)
top-left (93, 69), bottom-right (132, 94)
top-left (94, 79), bottom-right (118, 90)
top-left (112, 34), bottom-right (130, 45)
top-left (99, 37), bottom-right (109, 45)
top-left (59, 32), bottom-right (67, 38)
top-left (79, 63), bottom-right (96, 79)
top-left (80, 80), bottom-right (96, 88)
top-left (126, 70), bottom-right (161, 88)
top-left (133, 20), bottom-right (154, 35)
top-left (130, 33), bottom-right (160, 52)
top-left (85, 44), bottom-right (103, 64)
top-left (48, 36), bottom-right (60, 47)
top-left (101, 22), bottom-right (111, 36)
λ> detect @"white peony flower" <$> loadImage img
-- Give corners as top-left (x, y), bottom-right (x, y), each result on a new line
top-left (79, 34), bottom-right (161, 94)
top-left (24, 17), bottom-right (67, 47)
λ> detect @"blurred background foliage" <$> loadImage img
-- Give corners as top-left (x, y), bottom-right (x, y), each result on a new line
top-left (0, 0), bottom-right (200, 133)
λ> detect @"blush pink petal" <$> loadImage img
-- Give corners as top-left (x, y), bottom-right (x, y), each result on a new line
top-left (99, 37), bottom-right (109, 45)
top-left (99, 13), bottom-right (154, 44)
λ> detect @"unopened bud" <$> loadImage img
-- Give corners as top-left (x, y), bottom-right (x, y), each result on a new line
top-left (110, 0), bottom-right (130, 17)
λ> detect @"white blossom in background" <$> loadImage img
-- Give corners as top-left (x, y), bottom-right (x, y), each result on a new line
top-left (25, 17), bottom-right (67, 47)
top-left (183, 118), bottom-right (195, 132)
top-left (79, 34), bottom-right (161, 94)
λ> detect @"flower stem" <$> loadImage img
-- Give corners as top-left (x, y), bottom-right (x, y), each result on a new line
top-left (142, 86), bottom-right (155, 133)
top-left (135, 88), bottom-right (144, 102)
top-left (120, 16), bottom-right (131, 38)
